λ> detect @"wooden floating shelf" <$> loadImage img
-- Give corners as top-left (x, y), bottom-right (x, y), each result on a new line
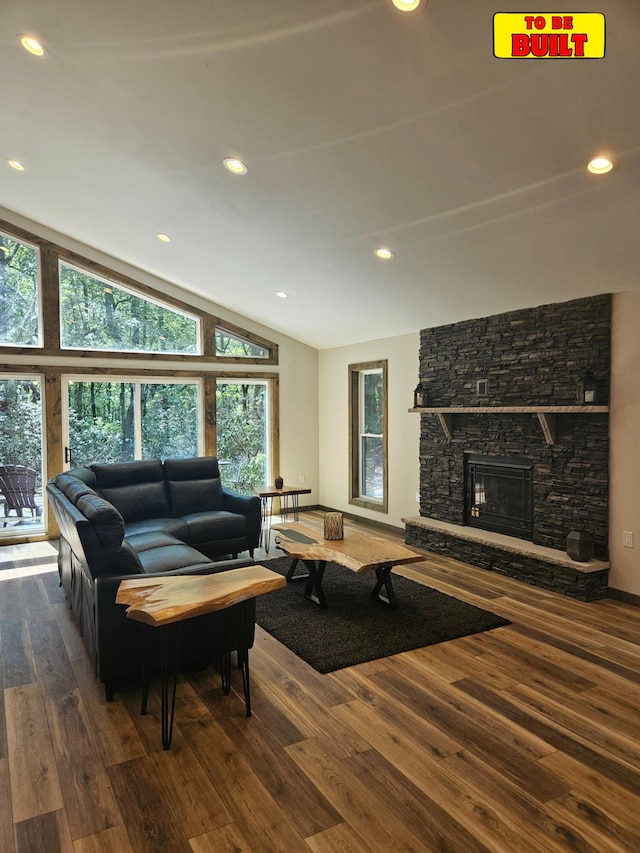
top-left (408, 405), bottom-right (609, 445)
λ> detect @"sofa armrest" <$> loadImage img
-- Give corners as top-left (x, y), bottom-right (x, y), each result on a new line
top-left (222, 489), bottom-right (261, 547)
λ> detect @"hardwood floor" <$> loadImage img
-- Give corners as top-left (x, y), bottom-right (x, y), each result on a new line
top-left (1, 516), bottom-right (640, 852)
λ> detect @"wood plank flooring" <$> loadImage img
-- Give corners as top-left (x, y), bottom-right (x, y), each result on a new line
top-left (1, 518), bottom-right (639, 852)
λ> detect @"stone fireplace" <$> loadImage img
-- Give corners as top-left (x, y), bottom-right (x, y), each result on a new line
top-left (404, 294), bottom-right (611, 601)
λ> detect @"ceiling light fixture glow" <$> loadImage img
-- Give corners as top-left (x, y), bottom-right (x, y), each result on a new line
top-left (19, 34), bottom-right (46, 56)
top-left (223, 157), bottom-right (248, 175)
top-left (587, 155), bottom-right (618, 175)
top-left (375, 248), bottom-right (394, 260)
top-left (155, 232), bottom-right (172, 243)
top-left (275, 291), bottom-right (289, 299)
top-left (7, 159), bottom-right (25, 171)
top-left (391, 0), bottom-right (422, 11)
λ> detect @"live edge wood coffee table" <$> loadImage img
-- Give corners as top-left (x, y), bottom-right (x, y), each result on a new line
top-left (272, 521), bottom-right (423, 609)
top-left (117, 566), bottom-right (285, 749)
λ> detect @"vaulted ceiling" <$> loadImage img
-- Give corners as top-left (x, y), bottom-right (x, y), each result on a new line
top-left (3, 0), bottom-right (639, 348)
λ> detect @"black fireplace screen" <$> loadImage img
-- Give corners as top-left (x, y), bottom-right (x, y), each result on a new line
top-left (465, 455), bottom-right (533, 539)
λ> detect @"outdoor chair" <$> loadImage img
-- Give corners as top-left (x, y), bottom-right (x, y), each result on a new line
top-left (0, 464), bottom-right (42, 526)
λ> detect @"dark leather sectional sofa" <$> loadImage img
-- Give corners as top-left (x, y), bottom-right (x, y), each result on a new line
top-left (47, 456), bottom-right (262, 699)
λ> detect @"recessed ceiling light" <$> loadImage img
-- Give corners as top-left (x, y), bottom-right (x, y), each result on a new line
top-left (375, 248), bottom-right (394, 260)
top-left (391, 0), bottom-right (422, 11)
top-left (7, 159), bottom-right (25, 171)
top-left (18, 34), bottom-right (46, 57)
top-left (155, 232), bottom-right (172, 243)
top-left (275, 291), bottom-right (288, 299)
top-left (587, 155), bottom-right (618, 175)
top-left (223, 157), bottom-right (248, 176)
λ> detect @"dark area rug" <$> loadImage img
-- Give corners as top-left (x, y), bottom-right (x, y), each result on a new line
top-left (256, 557), bottom-right (511, 673)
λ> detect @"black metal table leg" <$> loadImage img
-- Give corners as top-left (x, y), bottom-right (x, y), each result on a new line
top-left (371, 563), bottom-right (397, 607)
top-left (303, 559), bottom-right (328, 608)
top-left (160, 623), bottom-right (181, 750)
top-left (141, 621), bottom-right (150, 716)
top-left (220, 650), bottom-right (231, 695)
top-left (238, 648), bottom-right (252, 717)
top-left (286, 558), bottom-right (307, 582)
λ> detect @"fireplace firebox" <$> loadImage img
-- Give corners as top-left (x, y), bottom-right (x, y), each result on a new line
top-left (465, 455), bottom-right (533, 539)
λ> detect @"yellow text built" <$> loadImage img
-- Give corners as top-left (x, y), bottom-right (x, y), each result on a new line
top-left (494, 13), bottom-right (606, 59)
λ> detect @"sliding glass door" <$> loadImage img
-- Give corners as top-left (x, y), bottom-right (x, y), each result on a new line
top-left (62, 377), bottom-right (202, 469)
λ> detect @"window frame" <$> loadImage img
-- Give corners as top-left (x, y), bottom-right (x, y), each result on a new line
top-left (348, 359), bottom-right (388, 513)
top-left (61, 374), bottom-right (205, 467)
top-left (58, 260), bottom-right (203, 356)
top-left (0, 228), bottom-right (43, 349)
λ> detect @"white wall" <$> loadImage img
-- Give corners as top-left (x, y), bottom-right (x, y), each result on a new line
top-left (318, 333), bottom-right (421, 529)
top-left (609, 292), bottom-right (640, 596)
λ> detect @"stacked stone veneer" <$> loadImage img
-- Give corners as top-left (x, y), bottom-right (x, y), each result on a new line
top-left (406, 294), bottom-right (611, 597)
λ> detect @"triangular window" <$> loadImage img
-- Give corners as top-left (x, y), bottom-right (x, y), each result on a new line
top-left (215, 326), bottom-right (271, 359)
top-left (59, 262), bottom-right (200, 354)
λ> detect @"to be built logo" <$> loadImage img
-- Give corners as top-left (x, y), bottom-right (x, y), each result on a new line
top-left (494, 13), bottom-right (605, 58)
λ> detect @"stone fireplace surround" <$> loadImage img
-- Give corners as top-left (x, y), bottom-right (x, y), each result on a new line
top-left (403, 294), bottom-right (611, 601)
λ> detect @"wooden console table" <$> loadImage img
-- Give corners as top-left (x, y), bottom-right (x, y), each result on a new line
top-left (117, 566), bottom-right (285, 749)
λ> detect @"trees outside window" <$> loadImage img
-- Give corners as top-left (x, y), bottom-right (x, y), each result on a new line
top-left (215, 381), bottom-right (269, 493)
top-left (64, 379), bottom-right (201, 468)
top-left (59, 262), bottom-right (199, 355)
top-left (215, 327), bottom-right (269, 358)
top-left (0, 232), bottom-right (40, 347)
top-left (0, 376), bottom-right (45, 533)
top-left (349, 361), bottom-right (388, 512)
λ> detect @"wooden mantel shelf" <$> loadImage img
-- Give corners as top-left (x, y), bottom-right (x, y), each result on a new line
top-left (408, 405), bottom-right (609, 445)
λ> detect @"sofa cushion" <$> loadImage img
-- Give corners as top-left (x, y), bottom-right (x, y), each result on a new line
top-left (76, 493), bottom-right (125, 551)
top-left (124, 517), bottom-right (190, 541)
top-left (91, 460), bottom-right (169, 522)
top-left (136, 542), bottom-right (214, 575)
top-left (125, 531), bottom-right (185, 552)
top-left (181, 510), bottom-right (247, 544)
top-left (163, 457), bottom-right (224, 516)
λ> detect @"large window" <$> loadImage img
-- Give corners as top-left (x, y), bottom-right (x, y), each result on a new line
top-left (349, 361), bottom-right (387, 512)
top-left (216, 380), bottom-right (269, 493)
top-left (63, 378), bottom-right (202, 468)
top-left (0, 231), bottom-right (40, 347)
top-left (59, 262), bottom-right (200, 355)
top-left (0, 218), bottom-right (280, 542)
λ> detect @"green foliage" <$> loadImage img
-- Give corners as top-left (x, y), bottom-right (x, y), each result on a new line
top-left (0, 233), bottom-right (39, 346)
top-left (215, 328), bottom-right (268, 358)
top-left (141, 383), bottom-right (199, 460)
top-left (59, 263), bottom-right (198, 354)
top-left (0, 379), bottom-right (43, 482)
top-left (216, 383), bottom-right (268, 492)
top-left (68, 381), bottom-right (200, 467)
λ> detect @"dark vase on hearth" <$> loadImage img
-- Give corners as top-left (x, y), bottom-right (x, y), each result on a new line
top-left (566, 530), bottom-right (594, 562)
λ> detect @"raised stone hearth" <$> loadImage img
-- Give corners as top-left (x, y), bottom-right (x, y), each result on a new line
top-left (404, 516), bottom-right (610, 601)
